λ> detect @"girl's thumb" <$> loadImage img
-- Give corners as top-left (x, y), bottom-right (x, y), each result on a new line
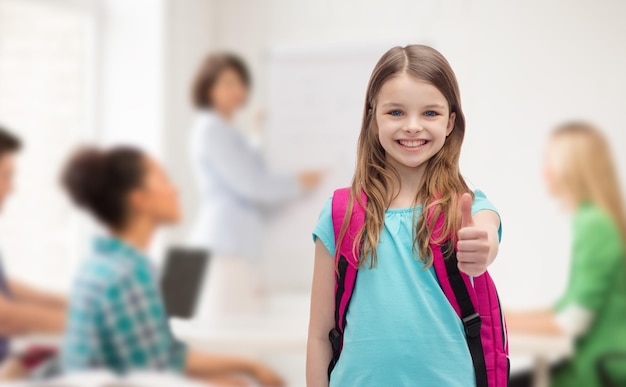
top-left (460, 193), bottom-right (474, 228)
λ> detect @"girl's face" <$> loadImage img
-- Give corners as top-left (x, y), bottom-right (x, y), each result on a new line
top-left (375, 74), bottom-right (455, 173)
top-left (543, 144), bottom-right (560, 198)
top-left (209, 67), bottom-right (249, 117)
top-left (0, 154), bottom-right (15, 212)
top-left (543, 138), bottom-right (575, 209)
top-left (129, 157), bottom-right (181, 225)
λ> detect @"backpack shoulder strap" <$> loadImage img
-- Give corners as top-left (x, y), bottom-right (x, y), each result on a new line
top-left (328, 187), bottom-right (366, 378)
top-left (332, 188), bottom-right (366, 268)
top-left (428, 207), bottom-right (488, 387)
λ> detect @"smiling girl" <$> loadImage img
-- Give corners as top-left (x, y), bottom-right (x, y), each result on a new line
top-left (306, 45), bottom-right (503, 386)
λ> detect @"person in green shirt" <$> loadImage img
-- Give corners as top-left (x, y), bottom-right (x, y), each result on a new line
top-left (508, 122), bottom-right (626, 387)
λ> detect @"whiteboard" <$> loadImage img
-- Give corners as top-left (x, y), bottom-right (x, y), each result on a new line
top-left (259, 42), bottom-right (626, 309)
top-left (262, 44), bottom-right (389, 292)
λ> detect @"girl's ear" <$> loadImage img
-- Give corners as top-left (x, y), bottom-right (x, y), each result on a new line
top-left (127, 188), bottom-right (148, 216)
top-left (446, 112), bottom-right (456, 137)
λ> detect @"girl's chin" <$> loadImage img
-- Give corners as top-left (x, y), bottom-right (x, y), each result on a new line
top-left (388, 157), bottom-right (428, 170)
top-left (402, 163), bottom-right (427, 170)
top-left (384, 150), bottom-right (431, 169)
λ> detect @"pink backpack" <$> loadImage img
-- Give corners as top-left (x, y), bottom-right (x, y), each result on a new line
top-left (328, 188), bottom-right (509, 386)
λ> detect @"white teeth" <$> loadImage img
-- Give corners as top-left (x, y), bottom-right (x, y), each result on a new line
top-left (398, 139), bottom-right (426, 147)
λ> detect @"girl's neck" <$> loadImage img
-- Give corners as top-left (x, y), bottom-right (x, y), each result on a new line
top-left (387, 158), bottom-right (427, 209)
top-left (112, 217), bottom-right (156, 253)
top-left (558, 192), bottom-right (581, 213)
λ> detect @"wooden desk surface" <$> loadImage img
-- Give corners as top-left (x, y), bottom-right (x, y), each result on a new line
top-left (508, 332), bottom-right (574, 358)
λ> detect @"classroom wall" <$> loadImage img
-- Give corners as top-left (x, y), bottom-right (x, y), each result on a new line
top-left (0, 0), bottom-right (95, 291)
top-left (160, 0), bottom-right (215, 255)
top-left (98, 0), bottom-right (166, 157)
top-left (167, 0), bottom-right (626, 307)
top-left (91, 0), bottom-right (214, 262)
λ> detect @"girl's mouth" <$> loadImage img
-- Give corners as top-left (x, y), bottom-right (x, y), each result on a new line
top-left (396, 139), bottom-right (429, 149)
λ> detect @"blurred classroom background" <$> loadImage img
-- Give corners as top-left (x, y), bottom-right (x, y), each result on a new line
top-left (0, 0), bottom-right (625, 385)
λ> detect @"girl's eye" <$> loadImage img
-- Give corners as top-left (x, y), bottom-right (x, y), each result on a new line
top-left (424, 111), bottom-right (438, 117)
top-left (389, 110), bottom-right (403, 117)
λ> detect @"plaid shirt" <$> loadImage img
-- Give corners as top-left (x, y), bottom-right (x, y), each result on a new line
top-left (61, 237), bottom-right (186, 374)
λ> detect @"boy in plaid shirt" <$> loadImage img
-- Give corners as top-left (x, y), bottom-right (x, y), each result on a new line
top-left (62, 236), bottom-right (186, 373)
top-left (60, 146), bottom-right (283, 386)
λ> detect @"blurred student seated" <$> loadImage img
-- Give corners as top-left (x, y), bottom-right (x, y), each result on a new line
top-left (507, 122), bottom-right (626, 387)
top-left (60, 145), bottom-right (284, 387)
top-left (0, 127), bottom-right (67, 379)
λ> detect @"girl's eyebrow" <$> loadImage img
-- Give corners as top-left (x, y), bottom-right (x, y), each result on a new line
top-left (380, 102), bottom-right (404, 108)
top-left (380, 102), bottom-right (447, 109)
top-left (423, 103), bottom-right (446, 109)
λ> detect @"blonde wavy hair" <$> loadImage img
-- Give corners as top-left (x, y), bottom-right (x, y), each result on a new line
top-left (337, 45), bottom-right (473, 268)
top-left (548, 122), bottom-right (626, 241)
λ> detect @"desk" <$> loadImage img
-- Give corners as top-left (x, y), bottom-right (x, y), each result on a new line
top-left (11, 293), bottom-right (311, 386)
top-left (172, 317), bottom-right (308, 354)
top-left (172, 292), bottom-right (309, 353)
top-left (11, 293), bottom-right (311, 355)
top-left (13, 302), bottom-right (572, 387)
top-left (508, 333), bottom-right (574, 387)
top-left (172, 293), bottom-right (310, 386)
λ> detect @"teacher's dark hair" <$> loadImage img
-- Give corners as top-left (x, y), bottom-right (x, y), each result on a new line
top-left (191, 52), bottom-right (251, 109)
top-left (0, 126), bottom-right (22, 157)
top-left (61, 146), bottom-right (145, 229)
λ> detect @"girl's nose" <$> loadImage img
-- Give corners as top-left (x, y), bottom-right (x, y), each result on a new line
top-left (404, 116), bottom-right (424, 133)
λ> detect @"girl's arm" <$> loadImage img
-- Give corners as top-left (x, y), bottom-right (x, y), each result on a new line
top-left (0, 294), bottom-right (65, 335)
top-left (185, 349), bottom-right (284, 386)
top-left (8, 279), bottom-right (67, 309)
top-left (471, 210), bottom-right (501, 266)
top-left (306, 239), bottom-right (336, 387)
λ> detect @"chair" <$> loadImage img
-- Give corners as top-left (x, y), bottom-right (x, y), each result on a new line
top-left (597, 352), bottom-right (626, 387)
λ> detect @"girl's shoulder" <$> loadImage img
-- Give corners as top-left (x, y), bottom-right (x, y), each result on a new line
top-left (574, 203), bottom-right (622, 246)
top-left (320, 188), bottom-right (496, 212)
top-left (572, 204), bottom-right (625, 271)
top-left (575, 202), bottom-right (614, 226)
top-left (314, 196), bottom-right (333, 231)
top-left (77, 240), bottom-right (147, 294)
top-left (312, 196), bottom-right (336, 256)
top-left (471, 189), bottom-right (498, 212)
top-left (77, 255), bottom-right (136, 292)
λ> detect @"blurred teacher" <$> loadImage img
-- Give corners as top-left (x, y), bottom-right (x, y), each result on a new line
top-left (188, 53), bottom-right (322, 318)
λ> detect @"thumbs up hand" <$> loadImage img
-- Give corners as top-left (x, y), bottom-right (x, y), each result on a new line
top-left (456, 193), bottom-right (490, 276)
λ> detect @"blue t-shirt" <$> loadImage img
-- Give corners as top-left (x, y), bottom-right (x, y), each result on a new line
top-left (312, 190), bottom-right (501, 387)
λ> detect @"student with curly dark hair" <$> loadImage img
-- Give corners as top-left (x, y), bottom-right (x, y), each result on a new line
top-left (60, 145), bottom-right (283, 386)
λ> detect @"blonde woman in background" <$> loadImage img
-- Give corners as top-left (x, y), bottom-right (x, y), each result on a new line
top-left (508, 122), bottom-right (626, 387)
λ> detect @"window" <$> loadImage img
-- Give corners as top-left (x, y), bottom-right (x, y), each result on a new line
top-left (0, 0), bottom-right (96, 292)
